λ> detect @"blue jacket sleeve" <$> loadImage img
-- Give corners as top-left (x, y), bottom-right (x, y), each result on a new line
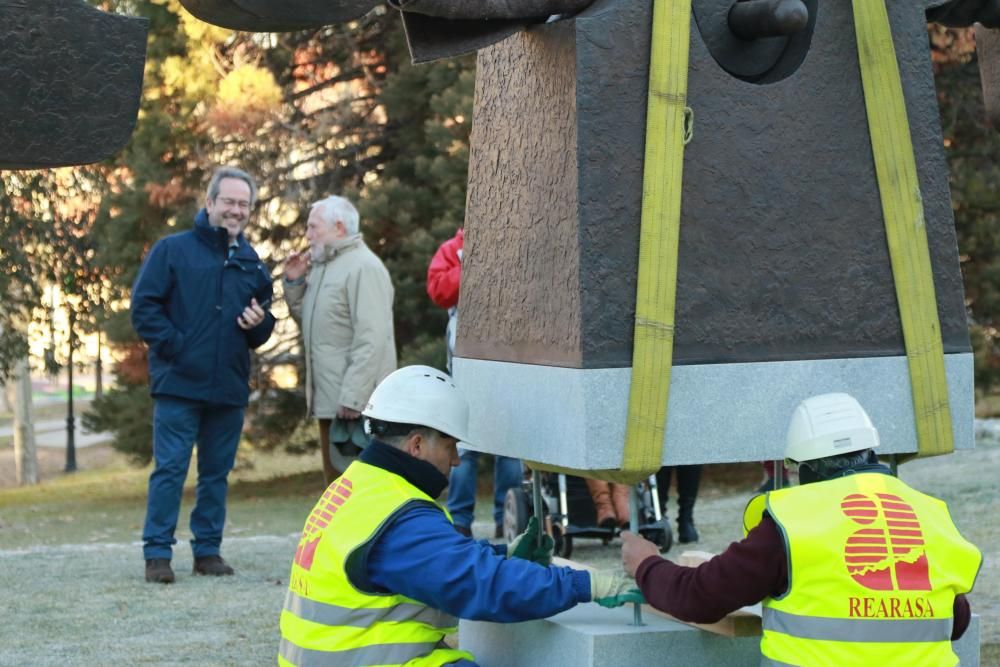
top-left (131, 240), bottom-right (183, 360)
top-left (367, 506), bottom-right (591, 622)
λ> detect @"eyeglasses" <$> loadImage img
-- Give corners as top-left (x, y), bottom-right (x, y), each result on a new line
top-left (217, 197), bottom-right (252, 211)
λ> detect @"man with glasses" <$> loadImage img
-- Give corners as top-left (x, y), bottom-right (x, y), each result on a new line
top-left (132, 166), bottom-right (275, 583)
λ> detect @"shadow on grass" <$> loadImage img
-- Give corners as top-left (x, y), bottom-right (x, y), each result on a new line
top-left (228, 470), bottom-right (326, 500)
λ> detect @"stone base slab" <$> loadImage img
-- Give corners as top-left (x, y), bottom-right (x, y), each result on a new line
top-left (460, 605), bottom-right (760, 667)
top-left (459, 607), bottom-right (980, 666)
top-left (452, 353), bottom-right (973, 467)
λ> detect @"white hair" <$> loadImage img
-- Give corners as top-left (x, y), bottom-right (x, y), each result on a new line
top-left (311, 195), bottom-right (360, 235)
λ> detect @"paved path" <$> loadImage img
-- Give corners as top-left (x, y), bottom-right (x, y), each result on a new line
top-left (0, 418), bottom-right (111, 449)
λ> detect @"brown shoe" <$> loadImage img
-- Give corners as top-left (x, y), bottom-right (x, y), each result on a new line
top-left (585, 478), bottom-right (617, 529)
top-left (611, 484), bottom-right (631, 528)
top-left (145, 558), bottom-right (175, 584)
top-left (193, 555), bottom-right (234, 576)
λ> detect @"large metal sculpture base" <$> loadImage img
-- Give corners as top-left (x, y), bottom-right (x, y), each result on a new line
top-left (456, 0), bottom-right (974, 467)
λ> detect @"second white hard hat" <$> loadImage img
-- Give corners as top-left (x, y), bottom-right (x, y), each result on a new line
top-left (785, 392), bottom-right (880, 463)
top-left (362, 365), bottom-right (472, 445)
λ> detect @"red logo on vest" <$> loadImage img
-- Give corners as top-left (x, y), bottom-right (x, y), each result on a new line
top-left (842, 492), bottom-right (931, 591)
top-left (294, 478), bottom-right (354, 571)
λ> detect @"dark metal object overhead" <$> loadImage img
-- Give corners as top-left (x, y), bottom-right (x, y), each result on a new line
top-left (176, 0), bottom-right (378, 31)
top-left (0, 0), bottom-right (148, 170)
top-left (926, 0), bottom-right (1000, 28)
top-left (729, 0), bottom-right (809, 40)
top-left (391, 0), bottom-right (592, 20)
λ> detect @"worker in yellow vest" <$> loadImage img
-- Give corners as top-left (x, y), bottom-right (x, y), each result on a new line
top-left (621, 392), bottom-right (981, 666)
top-left (279, 365), bottom-right (642, 667)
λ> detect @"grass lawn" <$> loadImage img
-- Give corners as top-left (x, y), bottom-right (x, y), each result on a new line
top-left (0, 440), bottom-right (997, 665)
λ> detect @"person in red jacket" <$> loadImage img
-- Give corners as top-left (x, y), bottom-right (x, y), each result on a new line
top-left (426, 229), bottom-right (463, 371)
top-left (427, 229), bottom-right (524, 538)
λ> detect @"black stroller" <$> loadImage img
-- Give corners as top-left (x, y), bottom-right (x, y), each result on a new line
top-left (502, 471), bottom-right (672, 558)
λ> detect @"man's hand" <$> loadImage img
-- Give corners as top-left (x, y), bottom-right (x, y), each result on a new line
top-left (590, 570), bottom-right (643, 607)
top-left (621, 530), bottom-right (662, 577)
top-left (237, 298), bottom-right (266, 330)
top-left (506, 516), bottom-right (554, 566)
top-left (337, 405), bottom-right (361, 420)
top-left (284, 250), bottom-right (310, 281)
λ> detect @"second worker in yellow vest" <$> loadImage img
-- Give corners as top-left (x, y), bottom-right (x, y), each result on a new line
top-left (279, 365), bottom-right (642, 667)
top-left (621, 392), bottom-right (980, 667)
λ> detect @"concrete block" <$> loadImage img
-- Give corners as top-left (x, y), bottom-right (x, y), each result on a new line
top-left (459, 604), bottom-right (761, 667)
top-left (453, 353), bottom-right (974, 466)
top-left (953, 613), bottom-right (981, 667)
top-left (459, 608), bottom-right (980, 666)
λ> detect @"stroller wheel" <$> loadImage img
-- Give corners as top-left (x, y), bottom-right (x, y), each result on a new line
top-left (503, 486), bottom-right (531, 542)
top-left (552, 523), bottom-right (574, 559)
top-left (646, 525), bottom-right (673, 553)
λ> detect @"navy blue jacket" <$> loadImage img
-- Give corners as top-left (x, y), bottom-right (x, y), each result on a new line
top-left (359, 442), bottom-right (591, 627)
top-left (131, 209), bottom-right (275, 407)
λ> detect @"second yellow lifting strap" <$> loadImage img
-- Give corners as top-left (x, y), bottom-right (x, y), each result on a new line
top-left (852, 0), bottom-right (955, 458)
top-left (527, 0), bottom-right (691, 484)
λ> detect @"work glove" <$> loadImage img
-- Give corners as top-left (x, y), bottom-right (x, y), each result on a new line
top-left (590, 570), bottom-right (645, 608)
top-left (506, 516), bottom-right (555, 566)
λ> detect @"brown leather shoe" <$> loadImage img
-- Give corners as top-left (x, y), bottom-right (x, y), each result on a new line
top-left (585, 478), bottom-right (617, 529)
top-left (145, 558), bottom-right (175, 584)
top-left (193, 555), bottom-right (234, 576)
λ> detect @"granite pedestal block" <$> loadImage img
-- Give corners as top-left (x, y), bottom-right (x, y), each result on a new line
top-left (453, 353), bottom-right (974, 466)
top-left (459, 607), bottom-right (981, 666)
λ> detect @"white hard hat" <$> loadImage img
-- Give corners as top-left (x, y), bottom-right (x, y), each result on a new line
top-left (363, 365), bottom-right (472, 445)
top-left (785, 393), bottom-right (879, 463)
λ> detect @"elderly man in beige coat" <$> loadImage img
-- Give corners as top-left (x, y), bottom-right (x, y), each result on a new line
top-left (283, 195), bottom-right (397, 483)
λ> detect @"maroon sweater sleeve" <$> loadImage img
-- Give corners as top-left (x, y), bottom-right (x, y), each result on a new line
top-left (634, 514), bottom-right (973, 638)
top-left (635, 515), bottom-right (787, 624)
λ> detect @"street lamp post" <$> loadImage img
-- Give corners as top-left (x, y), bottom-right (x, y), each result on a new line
top-left (65, 308), bottom-right (77, 473)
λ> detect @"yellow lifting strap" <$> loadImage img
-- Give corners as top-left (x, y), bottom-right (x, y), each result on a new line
top-left (527, 0), bottom-right (692, 484)
top-left (853, 0), bottom-right (954, 459)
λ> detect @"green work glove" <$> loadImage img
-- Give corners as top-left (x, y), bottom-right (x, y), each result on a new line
top-left (590, 570), bottom-right (645, 608)
top-left (507, 516), bottom-right (555, 566)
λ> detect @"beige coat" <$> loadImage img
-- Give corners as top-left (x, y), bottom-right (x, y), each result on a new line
top-left (285, 234), bottom-right (396, 418)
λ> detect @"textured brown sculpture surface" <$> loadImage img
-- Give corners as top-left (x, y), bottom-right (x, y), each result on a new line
top-left (0, 0), bottom-right (147, 169)
top-left (461, 23), bottom-right (583, 366)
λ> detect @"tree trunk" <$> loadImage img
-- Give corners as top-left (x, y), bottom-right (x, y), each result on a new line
top-left (95, 329), bottom-right (103, 400)
top-left (11, 356), bottom-right (38, 485)
top-left (977, 25), bottom-right (1000, 128)
top-left (0, 380), bottom-right (11, 412)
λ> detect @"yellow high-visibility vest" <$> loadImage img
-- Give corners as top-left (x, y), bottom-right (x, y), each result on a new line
top-left (744, 474), bottom-right (980, 667)
top-left (279, 460), bottom-right (475, 667)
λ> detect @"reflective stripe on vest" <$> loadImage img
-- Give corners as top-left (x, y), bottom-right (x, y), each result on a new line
top-left (283, 589), bottom-right (453, 629)
top-left (763, 608), bottom-right (953, 643)
top-left (279, 637), bottom-right (440, 667)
